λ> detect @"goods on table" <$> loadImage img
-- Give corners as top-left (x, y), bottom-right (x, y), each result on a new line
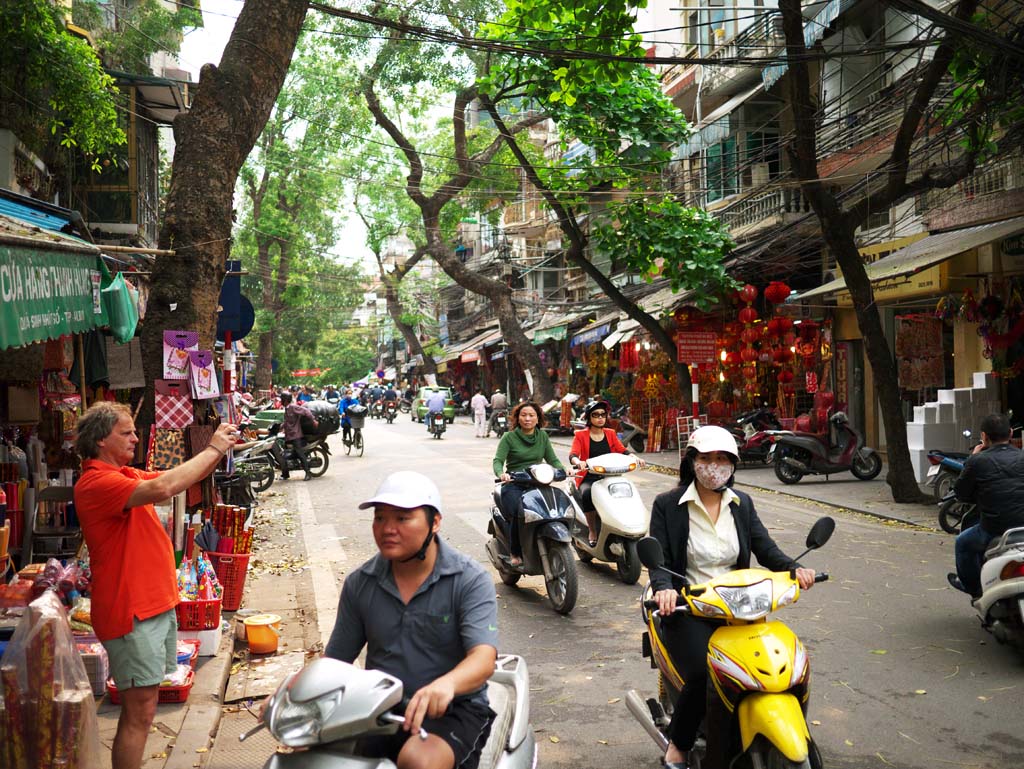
top-left (0, 591), bottom-right (101, 769)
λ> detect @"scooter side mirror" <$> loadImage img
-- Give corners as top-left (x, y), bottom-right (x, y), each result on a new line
top-left (637, 537), bottom-right (665, 570)
top-left (805, 517), bottom-right (835, 550)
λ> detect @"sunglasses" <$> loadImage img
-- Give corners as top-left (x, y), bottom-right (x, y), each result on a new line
top-left (590, 411), bottom-right (607, 418)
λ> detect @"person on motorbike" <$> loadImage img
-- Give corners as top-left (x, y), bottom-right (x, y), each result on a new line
top-left (947, 412), bottom-right (1024, 599)
top-left (568, 400), bottom-right (645, 546)
top-left (649, 425), bottom-right (816, 769)
top-left (297, 385), bottom-right (314, 403)
top-left (324, 384), bottom-right (340, 404)
top-left (425, 389), bottom-right (447, 432)
top-left (325, 472), bottom-right (499, 769)
top-left (280, 392), bottom-right (317, 481)
top-left (488, 389), bottom-right (508, 437)
top-left (383, 383), bottom-right (399, 403)
top-left (338, 388), bottom-right (360, 443)
top-left (492, 402), bottom-right (565, 566)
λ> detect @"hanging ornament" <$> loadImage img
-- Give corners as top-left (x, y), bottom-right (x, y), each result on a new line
top-left (741, 347), bottom-right (758, 363)
top-left (739, 284), bottom-right (758, 304)
top-left (725, 351), bottom-right (741, 367)
top-left (724, 321), bottom-right (743, 336)
top-left (742, 365), bottom-right (757, 379)
top-left (773, 348), bottom-right (795, 364)
top-left (739, 307), bottom-right (759, 325)
top-left (806, 371), bottom-right (819, 393)
top-left (741, 327), bottom-right (760, 344)
top-left (764, 281), bottom-right (792, 305)
top-left (777, 369), bottom-right (794, 384)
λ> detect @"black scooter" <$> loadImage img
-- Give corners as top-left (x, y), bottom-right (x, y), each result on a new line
top-left (767, 411), bottom-right (881, 484)
top-left (486, 465), bottom-right (579, 614)
top-left (427, 411), bottom-right (446, 439)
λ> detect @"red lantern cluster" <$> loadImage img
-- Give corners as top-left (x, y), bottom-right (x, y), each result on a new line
top-left (764, 281), bottom-right (791, 305)
top-left (738, 306), bottom-right (758, 325)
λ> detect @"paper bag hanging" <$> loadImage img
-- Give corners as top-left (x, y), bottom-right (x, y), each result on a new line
top-left (154, 379), bottom-right (194, 428)
top-left (150, 428), bottom-right (188, 470)
top-left (187, 350), bottom-right (221, 400)
top-left (163, 330), bottom-right (199, 380)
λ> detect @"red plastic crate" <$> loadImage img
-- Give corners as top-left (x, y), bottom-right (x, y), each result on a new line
top-left (207, 551), bottom-right (250, 612)
top-left (107, 669), bottom-right (195, 705)
top-left (175, 598), bottom-right (221, 630)
top-left (176, 639), bottom-right (201, 670)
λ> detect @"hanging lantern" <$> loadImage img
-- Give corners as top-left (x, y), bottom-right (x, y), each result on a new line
top-left (741, 347), bottom-right (758, 363)
top-left (767, 318), bottom-right (783, 337)
top-left (764, 281), bottom-right (792, 304)
top-left (722, 334), bottom-right (739, 350)
top-left (773, 348), bottom-right (795, 364)
top-left (742, 365), bottom-right (757, 379)
top-left (741, 327), bottom-right (760, 344)
top-left (777, 369), bottom-right (795, 384)
top-left (738, 307), bottom-right (759, 325)
top-left (783, 331), bottom-right (797, 347)
top-left (725, 351), bottom-right (741, 367)
top-left (739, 284), bottom-right (758, 303)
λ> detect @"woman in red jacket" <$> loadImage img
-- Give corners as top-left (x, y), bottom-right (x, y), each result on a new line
top-left (569, 400), bottom-right (645, 546)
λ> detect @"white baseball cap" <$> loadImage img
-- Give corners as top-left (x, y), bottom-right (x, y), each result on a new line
top-left (358, 471), bottom-right (443, 514)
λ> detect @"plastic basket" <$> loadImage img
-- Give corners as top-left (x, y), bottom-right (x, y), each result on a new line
top-left (107, 669), bottom-right (195, 705)
top-left (176, 638), bottom-right (201, 670)
top-left (208, 551), bottom-right (250, 612)
top-left (348, 415), bottom-right (366, 429)
top-left (175, 598), bottom-right (222, 630)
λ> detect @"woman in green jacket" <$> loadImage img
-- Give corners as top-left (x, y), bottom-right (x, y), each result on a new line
top-left (492, 401), bottom-right (565, 565)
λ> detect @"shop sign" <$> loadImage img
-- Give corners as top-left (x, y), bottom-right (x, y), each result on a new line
top-left (292, 367), bottom-right (328, 377)
top-left (676, 331), bottom-right (717, 364)
top-left (460, 350), bottom-right (480, 363)
top-left (533, 325), bottom-right (567, 343)
top-left (570, 323), bottom-right (611, 347)
top-left (1003, 234), bottom-right (1024, 256)
top-left (0, 245), bottom-right (104, 350)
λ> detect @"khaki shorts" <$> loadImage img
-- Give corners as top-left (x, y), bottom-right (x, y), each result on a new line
top-left (103, 609), bottom-right (178, 689)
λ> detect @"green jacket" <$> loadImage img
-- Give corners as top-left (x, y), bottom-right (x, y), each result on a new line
top-left (492, 428), bottom-right (564, 476)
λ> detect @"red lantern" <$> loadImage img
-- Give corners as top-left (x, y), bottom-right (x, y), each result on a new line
top-left (741, 347), bottom-right (758, 363)
top-left (725, 351), bottom-right (741, 367)
top-left (772, 348), bottom-right (795, 364)
top-left (783, 332), bottom-right (797, 347)
top-left (722, 334), bottom-right (739, 350)
top-left (741, 327), bottom-right (760, 344)
top-left (742, 365), bottom-right (757, 379)
top-left (777, 370), bottom-right (795, 384)
top-left (764, 281), bottom-right (791, 304)
top-left (767, 318), bottom-right (783, 337)
top-left (739, 284), bottom-right (758, 303)
top-left (738, 307), bottom-right (759, 325)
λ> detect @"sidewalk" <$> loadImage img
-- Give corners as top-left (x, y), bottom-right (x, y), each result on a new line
top-left (548, 435), bottom-right (939, 529)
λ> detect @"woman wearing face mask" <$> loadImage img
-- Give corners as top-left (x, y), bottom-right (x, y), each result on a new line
top-left (649, 425), bottom-right (816, 769)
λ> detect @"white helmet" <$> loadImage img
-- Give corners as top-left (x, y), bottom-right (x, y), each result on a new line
top-left (358, 471), bottom-right (443, 514)
top-left (686, 425), bottom-right (739, 462)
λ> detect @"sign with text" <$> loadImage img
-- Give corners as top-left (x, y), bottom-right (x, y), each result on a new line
top-left (291, 368), bottom-right (329, 377)
top-left (0, 246), bottom-right (103, 350)
top-left (676, 331), bottom-right (718, 364)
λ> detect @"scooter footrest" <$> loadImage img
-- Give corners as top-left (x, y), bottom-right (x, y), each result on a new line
top-left (645, 697), bottom-right (666, 725)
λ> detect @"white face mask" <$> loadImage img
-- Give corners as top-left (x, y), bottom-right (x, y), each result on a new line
top-left (693, 461), bottom-right (733, 491)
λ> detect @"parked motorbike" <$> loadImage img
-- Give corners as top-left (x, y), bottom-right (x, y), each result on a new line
top-left (768, 411), bottom-right (882, 484)
top-left (427, 411), bottom-right (447, 439)
top-left (486, 464), bottom-right (579, 614)
top-left (491, 409), bottom-right (509, 438)
top-left (727, 407), bottom-right (791, 464)
top-left (233, 432), bottom-right (279, 493)
top-left (926, 449), bottom-right (970, 501)
top-left (541, 394), bottom-right (583, 437)
top-left (383, 399), bottom-right (398, 424)
top-left (568, 452), bottom-right (649, 584)
top-left (970, 527), bottom-right (1024, 650)
top-left (613, 405), bottom-right (648, 454)
top-left (267, 423), bottom-right (331, 477)
top-left (241, 655), bottom-right (536, 769)
top-left (626, 517), bottom-right (834, 769)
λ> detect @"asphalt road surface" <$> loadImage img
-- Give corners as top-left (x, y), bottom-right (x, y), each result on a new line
top-left (301, 415), bottom-right (1022, 769)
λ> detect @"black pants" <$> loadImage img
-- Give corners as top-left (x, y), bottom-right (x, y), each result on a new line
top-left (498, 483), bottom-right (528, 558)
top-left (661, 613), bottom-right (719, 751)
top-left (285, 437), bottom-right (311, 475)
top-left (578, 474), bottom-right (599, 511)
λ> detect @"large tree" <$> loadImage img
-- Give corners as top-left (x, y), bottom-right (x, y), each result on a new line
top-left (138, 0), bottom-right (308, 423)
top-left (777, 0), bottom-right (1024, 501)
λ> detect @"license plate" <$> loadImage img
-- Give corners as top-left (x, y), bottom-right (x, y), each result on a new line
top-left (927, 465), bottom-right (941, 478)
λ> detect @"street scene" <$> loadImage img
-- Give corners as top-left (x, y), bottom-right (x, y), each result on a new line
top-left (2, 2), bottom-right (1024, 769)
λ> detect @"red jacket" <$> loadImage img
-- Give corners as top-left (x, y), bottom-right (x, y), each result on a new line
top-left (569, 428), bottom-right (628, 487)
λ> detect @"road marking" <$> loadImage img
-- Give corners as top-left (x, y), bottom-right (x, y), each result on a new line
top-left (296, 483), bottom-right (343, 646)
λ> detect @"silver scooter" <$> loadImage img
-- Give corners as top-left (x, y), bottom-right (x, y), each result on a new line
top-left (241, 655), bottom-right (536, 769)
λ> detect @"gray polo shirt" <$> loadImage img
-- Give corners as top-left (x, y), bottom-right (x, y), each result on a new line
top-left (324, 538), bottom-right (498, 707)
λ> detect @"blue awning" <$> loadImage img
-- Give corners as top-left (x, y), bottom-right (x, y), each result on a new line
top-left (571, 322), bottom-right (611, 347)
top-left (0, 189), bottom-right (77, 235)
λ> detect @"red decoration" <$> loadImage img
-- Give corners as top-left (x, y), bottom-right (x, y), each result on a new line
top-left (764, 281), bottom-right (792, 304)
top-left (773, 348), bottom-right (795, 364)
top-left (725, 351), bottom-right (741, 367)
top-left (739, 284), bottom-right (759, 303)
top-left (782, 383), bottom-right (797, 395)
top-left (783, 332), bottom-right (797, 346)
top-left (777, 370), bottom-right (795, 384)
top-left (767, 317), bottom-right (793, 336)
top-left (741, 327), bottom-right (760, 344)
top-left (741, 347), bottom-right (758, 363)
top-left (806, 371), bottom-right (819, 393)
top-left (745, 382), bottom-right (759, 393)
top-left (739, 307), bottom-right (759, 325)
top-left (742, 365), bottom-right (757, 379)
top-left (724, 321), bottom-right (743, 336)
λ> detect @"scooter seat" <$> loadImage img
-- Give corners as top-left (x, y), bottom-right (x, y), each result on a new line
top-left (478, 681), bottom-right (512, 769)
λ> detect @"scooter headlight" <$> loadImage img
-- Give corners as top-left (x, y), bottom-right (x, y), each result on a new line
top-left (715, 579), bottom-right (773, 620)
top-left (529, 464), bottom-right (555, 485)
top-left (270, 690), bottom-right (341, 746)
top-left (607, 482), bottom-right (634, 498)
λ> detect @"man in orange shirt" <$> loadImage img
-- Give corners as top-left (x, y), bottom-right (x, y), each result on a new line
top-left (74, 402), bottom-right (238, 769)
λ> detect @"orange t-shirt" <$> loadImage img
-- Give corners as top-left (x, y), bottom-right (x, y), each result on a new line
top-left (74, 459), bottom-right (179, 641)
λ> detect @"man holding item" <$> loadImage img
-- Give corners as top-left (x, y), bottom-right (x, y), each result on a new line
top-left (74, 402), bottom-right (239, 769)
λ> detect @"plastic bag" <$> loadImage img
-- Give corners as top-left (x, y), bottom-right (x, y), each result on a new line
top-left (0, 590), bottom-right (101, 769)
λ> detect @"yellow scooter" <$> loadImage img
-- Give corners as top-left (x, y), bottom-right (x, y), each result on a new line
top-left (625, 517), bottom-right (834, 769)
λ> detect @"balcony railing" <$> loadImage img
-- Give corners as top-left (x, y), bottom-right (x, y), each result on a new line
top-left (917, 151), bottom-right (1024, 214)
top-left (703, 13), bottom-right (786, 93)
top-left (716, 186), bottom-right (813, 234)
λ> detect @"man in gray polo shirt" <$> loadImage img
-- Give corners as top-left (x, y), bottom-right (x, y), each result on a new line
top-left (325, 471), bottom-right (498, 769)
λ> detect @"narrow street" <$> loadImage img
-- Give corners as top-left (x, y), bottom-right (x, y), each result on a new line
top-left (212, 415), bottom-right (1022, 769)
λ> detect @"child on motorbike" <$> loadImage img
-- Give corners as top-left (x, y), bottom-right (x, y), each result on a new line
top-left (492, 401), bottom-right (565, 566)
top-left (568, 400), bottom-right (645, 546)
top-left (649, 425), bottom-right (816, 769)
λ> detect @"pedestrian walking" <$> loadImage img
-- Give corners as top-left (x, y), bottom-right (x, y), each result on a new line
top-left (471, 388), bottom-right (489, 437)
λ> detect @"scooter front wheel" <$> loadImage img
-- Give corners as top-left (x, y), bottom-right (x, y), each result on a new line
top-left (938, 498), bottom-right (974, 534)
top-left (544, 542), bottom-right (578, 615)
top-left (774, 456), bottom-right (804, 484)
top-left (307, 445), bottom-right (330, 477)
top-left (750, 743), bottom-right (812, 769)
top-left (616, 539), bottom-right (642, 584)
top-left (851, 450), bottom-right (882, 480)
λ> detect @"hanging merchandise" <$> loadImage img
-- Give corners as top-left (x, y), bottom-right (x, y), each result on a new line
top-left (105, 337), bottom-right (146, 390)
top-left (619, 339), bottom-right (640, 372)
top-left (154, 380), bottom-right (194, 429)
top-left (163, 331), bottom-right (199, 380)
top-left (149, 428), bottom-right (188, 470)
top-left (100, 270), bottom-right (140, 344)
top-left (188, 350), bottom-right (221, 400)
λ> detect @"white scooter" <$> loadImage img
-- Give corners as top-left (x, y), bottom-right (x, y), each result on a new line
top-left (569, 452), bottom-right (649, 584)
top-left (973, 526), bottom-right (1024, 650)
top-left (242, 655), bottom-right (536, 769)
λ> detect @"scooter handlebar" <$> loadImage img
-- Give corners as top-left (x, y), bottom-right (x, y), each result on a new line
top-left (814, 571), bottom-right (830, 583)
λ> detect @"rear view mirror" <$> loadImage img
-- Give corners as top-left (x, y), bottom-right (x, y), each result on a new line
top-left (637, 537), bottom-right (665, 570)
top-left (805, 517), bottom-right (835, 550)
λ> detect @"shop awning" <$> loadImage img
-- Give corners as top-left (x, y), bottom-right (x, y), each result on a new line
top-left (678, 83), bottom-right (765, 157)
top-left (794, 215), bottom-right (1024, 302)
top-left (602, 330), bottom-right (624, 349)
top-left (109, 70), bottom-right (191, 124)
top-left (0, 214), bottom-right (106, 350)
top-left (570, 322), bottom-right (611, 347)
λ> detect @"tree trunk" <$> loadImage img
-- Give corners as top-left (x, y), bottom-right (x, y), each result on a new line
top-left (139, 0), bottom-right (308, 426)
top-left (256, 330), bottom-right (274, 392)
top-left (382, 280), bottom-right (437, 377)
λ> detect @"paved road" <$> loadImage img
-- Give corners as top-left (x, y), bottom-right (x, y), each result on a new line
top-left (297, 415), bottom-right (1020, 769)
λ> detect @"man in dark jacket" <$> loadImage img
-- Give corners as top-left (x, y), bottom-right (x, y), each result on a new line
top-left (948, 413), bottom-right (1024, 598)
